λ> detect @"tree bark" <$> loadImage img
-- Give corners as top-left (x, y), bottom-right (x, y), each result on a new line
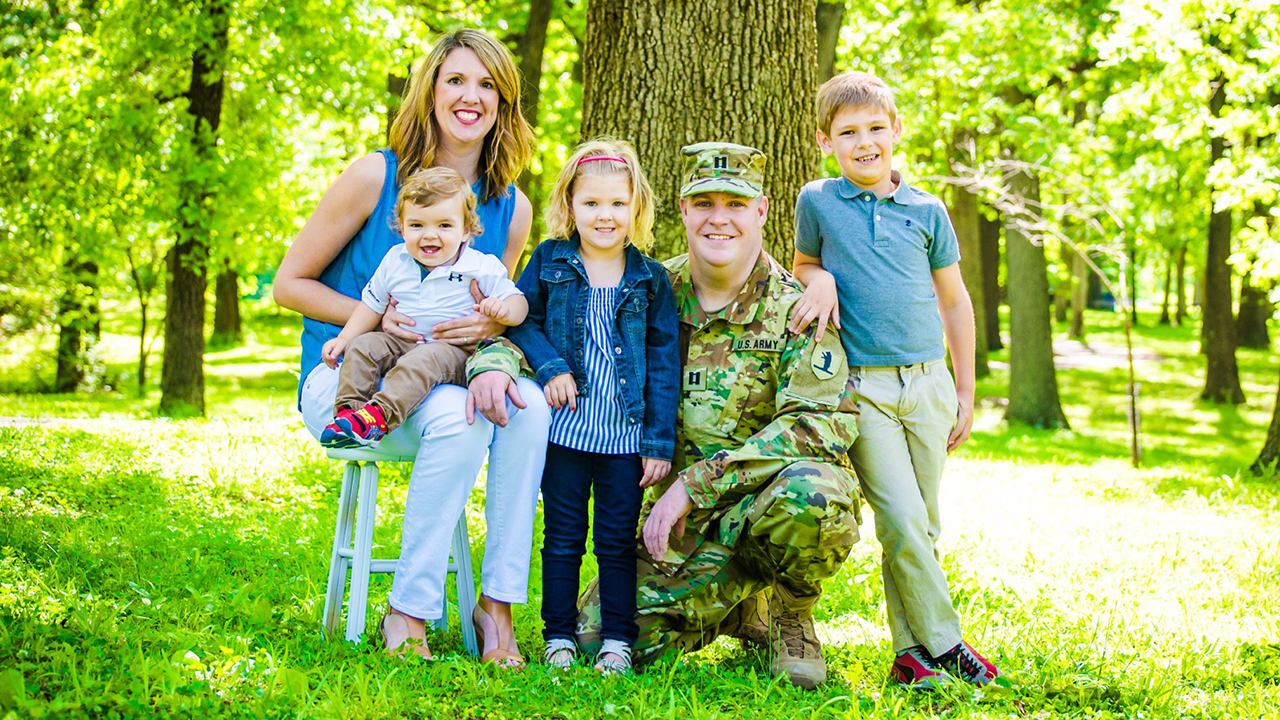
top-left (582, 0), bottom-right (819, 260)
top-left (210, 261), bottom-right (242, 347)
top-left (1175, 242), bottom-right (1188, 326)
top-left (54, 258), bottom-right (99, 392)
top-left (1069, 246), bottom-right (1087, 339)
top-left (948, 131), bottom-right (987, 377)
top-left (160, 0), bottom-right (229, 416)
top-left (1254, 366), bottom-right (1280, 475)
top-left (979, 207), bottom-right (1003, 351)
top-left (816, 1), bottom-right (845, 81)
top-left (1201, 73), bottom-right (1244, 404)
top-left (515, 0), bottom-right (553, 261)
top-left (1237, 268), bottom-right (1271, 349)
top-left (1158, 248), bottom-right (1173, 325)
top-left (1004, 158), bottom-right (1069, 428)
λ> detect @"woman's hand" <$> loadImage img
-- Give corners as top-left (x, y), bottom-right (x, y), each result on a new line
top-left (321, 337), bottom-right (347, 368)
top-left (381, 297), bottom-right (424, 342)
top-left (432, 280), bottom-right (505, 348)
top-left (639, 458), bottom-right (672, 488)
top-left (543, 373), bottom-right (578, 411)
top-left (465, 370), bottom-right (528, 427)
top-left (788, 270), bottom-right (840, 342)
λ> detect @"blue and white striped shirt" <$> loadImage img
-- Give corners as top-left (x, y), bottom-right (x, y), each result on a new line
top-left (548, 286), bottom-right (641, 454)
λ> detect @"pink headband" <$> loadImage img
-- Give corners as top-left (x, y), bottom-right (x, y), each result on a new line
top-left (577, 155), bottom-right (627, 166)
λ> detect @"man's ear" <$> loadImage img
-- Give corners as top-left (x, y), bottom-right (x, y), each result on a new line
top-left (756, 196), bottom-right (769, 227)
top-left (678, 196), bottom-right (688, 218)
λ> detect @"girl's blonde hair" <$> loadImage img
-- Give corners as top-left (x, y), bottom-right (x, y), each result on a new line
top-left (388, 28), bottom-right (533, 203)
top-left (393, 167), bottom-right (482, 239)
top-left (544, 138), bottom-right (655, 251)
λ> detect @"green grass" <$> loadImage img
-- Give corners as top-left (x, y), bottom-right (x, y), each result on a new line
top-left (1, 307), bottom-right (1278, 719)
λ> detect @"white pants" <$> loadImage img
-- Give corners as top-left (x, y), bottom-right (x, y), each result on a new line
top-left (301, 363), bottom-right (550, 620)
top-left (849, 360), bottom-right (962, 657)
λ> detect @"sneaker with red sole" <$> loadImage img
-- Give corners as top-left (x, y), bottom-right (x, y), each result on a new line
top-left (890, 646), bottom-right (953, 689)
top-left (933, 640), bottom-right (999, 686)
top-left (321, 404), bottom-right (388, 448)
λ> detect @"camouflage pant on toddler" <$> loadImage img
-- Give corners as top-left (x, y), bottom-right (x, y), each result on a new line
top-left (575, 460), bottom-right (860, 666)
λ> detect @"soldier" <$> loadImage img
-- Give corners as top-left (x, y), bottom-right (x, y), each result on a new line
top-left (467, 142), bottom-right (861, 688)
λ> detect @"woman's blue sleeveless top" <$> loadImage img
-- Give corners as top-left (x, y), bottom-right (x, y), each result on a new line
top-left (297, 149), bottom-right (517, 401)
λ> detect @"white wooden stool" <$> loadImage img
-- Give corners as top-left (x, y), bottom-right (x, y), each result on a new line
top-left (322, 446), bottom-right (479, 655)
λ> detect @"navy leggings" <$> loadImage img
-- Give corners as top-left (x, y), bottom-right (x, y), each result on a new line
top-left (540, 442), bottom-right (643, 644)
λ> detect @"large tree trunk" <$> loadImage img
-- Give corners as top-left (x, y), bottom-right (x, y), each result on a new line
top-left (54, 258), bottom-right (99, 392)
top-left (816, 1), bottom-right (845, 81)
top-left (948, 132), bottom-right (988, 378)
top-left (979, 207), bottom-right (1003, 351)
top-left (1255, 366), bottom-right (1280, 475)
top-left (1004, 158), bottom-right (1069, 429)
top-left (1201, 73), bottom-right (1244, 404)
top-left (515, 0), bottom-right (553, 260)
top-left (582, 0), bottom-right (819, 260)
top-left (210, 261), bottom-right (241, 347)
top-left (1175, 243), bottom-right (1188, 326)
top-left (160, 0), bottom-right (229, 416)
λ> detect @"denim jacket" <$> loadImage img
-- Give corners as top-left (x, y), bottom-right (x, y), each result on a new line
top-left (507, 237), bottom-right (680, 460)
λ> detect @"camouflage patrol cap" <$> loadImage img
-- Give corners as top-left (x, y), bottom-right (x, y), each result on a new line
top-left (679, 142), bottom-right (767, 198)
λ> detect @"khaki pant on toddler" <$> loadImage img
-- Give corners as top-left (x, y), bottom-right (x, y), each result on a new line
top-left (334, 332), bottom-right (470, 430)
top-left (848, 359), bottom-right (963, 658)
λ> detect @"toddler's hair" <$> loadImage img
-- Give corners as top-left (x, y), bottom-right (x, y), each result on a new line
top-left (816, 71), bottom-right (898, 134)
top-left (394, 166), bottom-right (483, 238)
top-left (545, 138), bottom-right (655, 251)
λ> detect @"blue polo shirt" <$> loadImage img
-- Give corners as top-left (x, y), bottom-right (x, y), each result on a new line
top-left (794, 172), bottom-right (961, 367)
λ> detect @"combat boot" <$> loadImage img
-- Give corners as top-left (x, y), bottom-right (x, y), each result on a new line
top-left (768, 585), bottom-right (826, 689)
top-left (719, 589), bottom-right (771, 651)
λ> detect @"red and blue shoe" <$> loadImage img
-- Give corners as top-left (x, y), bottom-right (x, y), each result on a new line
top-left (320, 404), bottom-right (388, 448)
top-left (889, 646), bottom-right (953, 689)
top-left (933, 640), bottom-right (999, 686)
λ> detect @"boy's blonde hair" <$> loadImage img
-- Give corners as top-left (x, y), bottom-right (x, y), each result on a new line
top-left (544, 138), bottom-right (655, 251)
top-left (816, 71), bottom-right (898, 134)
top-left (394, 167), bottom-right (483, 238)
top-left (388, 29), bottom-right (533, 202)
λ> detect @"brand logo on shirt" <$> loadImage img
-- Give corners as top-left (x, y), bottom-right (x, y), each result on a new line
top-left (731, 337), bottom-right (783, 353)
top-left (905, 220), bottom-right (913, 228)
top-left (448, 272), bottom-right (464, 282)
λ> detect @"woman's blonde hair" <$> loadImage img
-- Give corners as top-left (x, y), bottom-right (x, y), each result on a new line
top-left (544, 138), bottom-right (655, 251)
top-left (388, 29), bottom-right (533, 203)
top-left (393, 167), bottom-right (482, 239)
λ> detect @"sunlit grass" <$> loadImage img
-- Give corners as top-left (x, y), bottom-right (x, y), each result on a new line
top-left (0, 307), bottom-right (1278, 718)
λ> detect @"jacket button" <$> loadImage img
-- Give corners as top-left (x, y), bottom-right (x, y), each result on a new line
top-left (620, 378), bottom-right (627, 384)
top-left (575, 318), bottom-right (583, 325)
top-left (614, 346), bottom-right (622, 354)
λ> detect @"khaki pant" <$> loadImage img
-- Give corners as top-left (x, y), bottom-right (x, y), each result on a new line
top-left (334, 333), bottom-right (469, 431)
top-left (849, 360), bottom-right (963, 657)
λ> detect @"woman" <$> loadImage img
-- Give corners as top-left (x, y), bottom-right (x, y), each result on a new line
top-left (274, 28), bottom-right (548, 666)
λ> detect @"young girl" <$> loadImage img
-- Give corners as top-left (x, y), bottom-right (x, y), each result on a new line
top-left (506, 140), bottom-right (680, 674)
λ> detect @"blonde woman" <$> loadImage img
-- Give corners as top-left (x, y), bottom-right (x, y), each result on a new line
top-left (275, 28), bottom-right (547, 666)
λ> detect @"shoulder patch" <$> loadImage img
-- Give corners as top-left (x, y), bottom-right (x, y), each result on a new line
top-left (811, 347), bottom-right (839, 380)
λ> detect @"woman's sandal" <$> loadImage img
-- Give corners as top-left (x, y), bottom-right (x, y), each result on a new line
top-left (472, 603), bottom-right (525, 669)
top-left (594, 639), bottom-right (632, 676)
top-left (544, 638), bottom-right (577, 670)
top-left (380, 607), bottom-right (433, 661)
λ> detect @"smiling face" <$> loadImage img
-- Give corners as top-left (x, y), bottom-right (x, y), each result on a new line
top-left (817, 104), bottom-right (903, 197)
top-left (400, 193), bottom-right (469, 269)
top-left (571, 172), bottom-right (634, 257)
top-left (680, 191), bottom-right (768, 272)
top-left (432, 47), bottom-right (500, 149)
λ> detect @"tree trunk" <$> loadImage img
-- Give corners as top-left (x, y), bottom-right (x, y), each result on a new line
top-left (386, 73), bottom-right (407, 142)
top-left (582, 0), bottom-right (819, 261)
top-left (948, 131), bottom-right (987, 378)
top-left (1053, 277), bottom-right (1069, 324)
top-left (979, 208), bottom-right (1003, 351)
top-left (1237, 269), bottom-right (1271, 349)
top-left (1175, 242), bottom-right (1188, 326)
top-left (1254, 366), bottom-right (1280, 475)
top-left (1201, 72), bottom-right (1244, 404)
top-left (1127, 241), bottom-right (1139, 327)
top-left (160, 0), bottom-right (229, 417)
top-left (1004, 158), bottom-right (1069, 428)
top-left (816, 1), bottom-right (845, 81)
top-left (515, 0), bottom-right (553, 260)
top-left (1158, 248), bottom-right (1173, 325)
top-left (54, 258), bottom-right (99, 393)
top-left (210, 261), bottom-right (242, 347)
top-left (1069, 247), bottom-right (1087, 339)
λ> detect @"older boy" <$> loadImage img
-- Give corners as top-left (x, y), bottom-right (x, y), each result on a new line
top-left (790, 71), bottom-right (999, 688)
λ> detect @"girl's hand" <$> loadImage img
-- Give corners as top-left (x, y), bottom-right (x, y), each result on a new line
top-left (788, 271), bottom-right (841, 342)
top-left (477, 297), bottom-right (511, 323)
top-left (543, 373), bottom-right (578, 411)
top-left (432, 280), bottom-right (504, 348)
top-left (322, 338), bottom-right (347, 368)
top-left (382, 297), bottom-right (424, 342)
top-left (639, 457), bottom-right (672, 488)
